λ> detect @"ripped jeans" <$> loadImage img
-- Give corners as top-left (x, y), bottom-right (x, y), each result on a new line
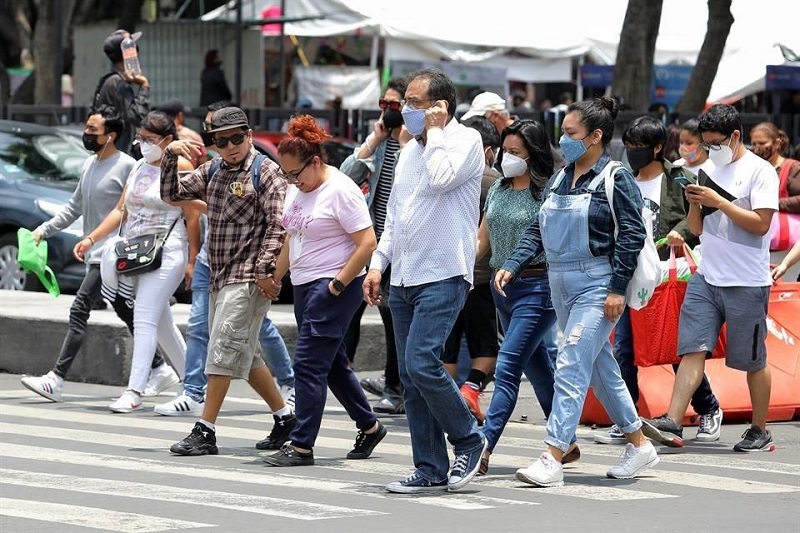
top-left (544, 258), bottom-right (642, 451)
top-left (206, 282), bottom-right (271, 380)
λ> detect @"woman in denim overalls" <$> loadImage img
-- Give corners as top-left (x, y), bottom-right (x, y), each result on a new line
top-left (495, 97), bottom-right (659, 487)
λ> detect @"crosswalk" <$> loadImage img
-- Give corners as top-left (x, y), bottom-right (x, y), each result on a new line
top-left (1, 385), bottom-right (799, 532)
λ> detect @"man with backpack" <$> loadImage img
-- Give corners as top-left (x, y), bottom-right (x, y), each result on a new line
top-left (160, 106), bottom-right (294, 456)
top-left (91, 29), bottom-right (150, 156)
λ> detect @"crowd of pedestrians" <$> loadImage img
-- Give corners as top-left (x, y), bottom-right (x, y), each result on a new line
top-left (19, 29), bottom-right (800, 495)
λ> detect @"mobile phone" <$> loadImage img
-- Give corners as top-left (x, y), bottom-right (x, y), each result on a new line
top-left (674, 175), bottom-right (693, 189)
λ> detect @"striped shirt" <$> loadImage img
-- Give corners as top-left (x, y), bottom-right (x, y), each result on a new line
top-left (160, 148), bottom-right (287, 292)
top-left (372, 137), bottom-right (399, 240)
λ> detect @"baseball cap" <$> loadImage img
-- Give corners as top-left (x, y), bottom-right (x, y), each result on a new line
top-left (461, 92), bottom-right (507, 121)
top-left (103, 29), bottom-right (142, 63)
top-left (207, 106), bottom-right (250, 133)
top-left (154, 99), bottom-right (188, 118)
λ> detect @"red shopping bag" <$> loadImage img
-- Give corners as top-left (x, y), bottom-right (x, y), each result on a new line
top-left (630, 245), bottom-right (697, 367)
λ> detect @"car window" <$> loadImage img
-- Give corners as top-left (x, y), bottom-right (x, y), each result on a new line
top-left (0, 130), bottom-right (86, 181)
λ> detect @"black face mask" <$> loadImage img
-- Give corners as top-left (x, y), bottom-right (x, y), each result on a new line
top-left (626, 147), bottom-right (655, 173)
top-left (201, 130), bottom-right (214, 147)
top-left (382, 108), bottom-right (403, 129)
top-left (83, 133), bottom-right (105, 153)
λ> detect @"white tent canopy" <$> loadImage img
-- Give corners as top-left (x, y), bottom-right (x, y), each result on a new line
top-left (204, 0), bottom-right (800, 98)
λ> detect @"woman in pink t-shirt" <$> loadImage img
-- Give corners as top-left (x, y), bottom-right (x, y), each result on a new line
top-left (262, 115), bottom-right (386, 467)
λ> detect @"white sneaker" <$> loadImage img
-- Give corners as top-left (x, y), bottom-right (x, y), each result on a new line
top-left (607, 442), bottom-right (660, 479)
top-left (695, 408), bottom-right (723, 442)
top-left (515, 452), bottom-right (564, 487)
top-left (21, 372), bottom-right (63, 402)
top-left (154, 393), bottom-right (204, 417)
top-left (109, 390), bottom-right (143, 413)
top-left (280, 384), bottom-right (295, 410)
top-left (594, 424), bottom-right (627, 444)
top-left (142, 364), bottom-right (180, 397)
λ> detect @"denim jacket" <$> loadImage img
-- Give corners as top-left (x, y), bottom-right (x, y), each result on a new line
top-left (339, 137), bottom-right (398, 215)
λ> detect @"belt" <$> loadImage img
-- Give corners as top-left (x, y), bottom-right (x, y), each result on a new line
top-left (518, 265), bottom-right (548, 278)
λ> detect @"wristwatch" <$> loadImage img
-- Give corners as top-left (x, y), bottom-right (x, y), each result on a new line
top-left (332, 278), bottom-right (347, 293)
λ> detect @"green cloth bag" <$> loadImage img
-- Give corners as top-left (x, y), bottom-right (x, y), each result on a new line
top-left (16, 228), bottom-right (60, 297)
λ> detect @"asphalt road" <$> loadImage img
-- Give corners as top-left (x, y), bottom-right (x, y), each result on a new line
top-left (1, 372), bottom-right (798, 533)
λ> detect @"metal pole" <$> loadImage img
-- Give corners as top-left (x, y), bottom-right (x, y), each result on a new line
top-left (278, 0), bottom-right (286, 108)
top-left (235, 0), bottom-right (242, 102)
top-left (54, 0), bottom-right (64, 107)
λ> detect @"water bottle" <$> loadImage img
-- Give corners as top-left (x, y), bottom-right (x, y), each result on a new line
top-left (121, 35), bottom-right (141, 76)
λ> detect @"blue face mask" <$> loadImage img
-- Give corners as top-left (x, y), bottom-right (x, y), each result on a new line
top-left (559, 134), bottom-right (589, 163)
top-left (401, 105), bottom-right (427, 136)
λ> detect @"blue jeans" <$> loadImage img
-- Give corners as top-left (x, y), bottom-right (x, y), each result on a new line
top-left (389, 277), bottom-right (483, 483)
top-left (259, 317), bottom-right (294, 388)
top-left (546, 259), bottom-right (642, 451)
top-left (614, 308), bottom-right (719, 415)
top-left (483, 276), bottom-right (557, 453)
top-left (182, 260), bottom-right (210, 402)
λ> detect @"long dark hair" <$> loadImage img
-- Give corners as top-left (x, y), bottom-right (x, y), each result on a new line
top-left (497, 119), bottom-right (554, 195)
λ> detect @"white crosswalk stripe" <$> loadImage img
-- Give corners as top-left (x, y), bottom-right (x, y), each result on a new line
top-left (2, 386), bottom-right (800, 532)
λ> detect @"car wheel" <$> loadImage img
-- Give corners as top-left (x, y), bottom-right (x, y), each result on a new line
top-left (0, 233), bottom-right (27, 291)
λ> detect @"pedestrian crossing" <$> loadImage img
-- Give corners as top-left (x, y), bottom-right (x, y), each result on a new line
top-left (1, 386), bottom-right (799, 532)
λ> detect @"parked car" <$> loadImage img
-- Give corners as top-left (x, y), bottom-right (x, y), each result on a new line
top-left (0, 120), bottom-right (89, 293)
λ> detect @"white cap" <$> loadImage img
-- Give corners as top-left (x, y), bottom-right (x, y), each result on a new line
top-left (461, 92), bottom-right (507, 120)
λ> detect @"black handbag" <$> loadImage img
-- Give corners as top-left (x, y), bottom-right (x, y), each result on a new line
top-left (115, 218), bottom-right (180, 276)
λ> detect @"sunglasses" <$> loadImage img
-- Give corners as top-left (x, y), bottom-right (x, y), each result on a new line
top-left (213, 132), bottom-right (247, 149)
top-left (379, 99), bottom-right (401, 111)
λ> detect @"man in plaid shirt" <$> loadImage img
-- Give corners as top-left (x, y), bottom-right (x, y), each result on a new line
top-left (160, 106), bottom-right (296, 455)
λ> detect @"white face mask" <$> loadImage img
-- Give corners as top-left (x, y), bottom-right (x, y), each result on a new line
top-left (140, 141), bottom-right (163, 163)
top-left (501, 152), bottom-right (529, 178)
top-left (708, 136), bottom-right (737, 167)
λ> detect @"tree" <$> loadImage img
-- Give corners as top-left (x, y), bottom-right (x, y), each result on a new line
top-left (611, 0), bottom-right (664, 112)
top-left (675, 0), bottom-right (735, 114)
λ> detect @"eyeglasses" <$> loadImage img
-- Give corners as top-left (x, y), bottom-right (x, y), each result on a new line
top-left (379, 99), bottom-right (401, 111)
top-left (134, 134), bottom-right (163, 145)
top-left (213, 132), bottom-right (247, 149)
top-left (278, 158), bottom-right (313, 184)
top-left (400, 98), bottom-right (434, 109)
top-left (700, 136), bottom-right (730, 152)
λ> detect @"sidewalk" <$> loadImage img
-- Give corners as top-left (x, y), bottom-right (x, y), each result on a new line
top-left (0, 290), bottom-right (387, 385)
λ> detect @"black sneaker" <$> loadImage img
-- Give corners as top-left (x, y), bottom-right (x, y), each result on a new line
top-left (733, 426), bottom-right (775, 453)
top-left (448, 433), bottom-right (488, 491)
top-left (262, 443), bottom-right (314, 467)
top-left (641, 415), bottom-right (684, 447)
top-left (347, 421), bottom-right (387, 459)
top-left (255, 413), bottom-right (297, 450)
top-left (385, 472), bottom-right (448, 494)
top-left (170, 422), bottom-right (218, 456)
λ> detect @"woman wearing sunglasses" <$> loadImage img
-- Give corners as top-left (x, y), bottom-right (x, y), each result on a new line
top-left (262, 114), bottom-right (386, 466)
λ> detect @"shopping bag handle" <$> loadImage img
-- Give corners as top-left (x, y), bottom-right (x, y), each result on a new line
top-left (668, 245), bottom-right (678, 282)
top-left (682, 243), bottom-right (698, 274)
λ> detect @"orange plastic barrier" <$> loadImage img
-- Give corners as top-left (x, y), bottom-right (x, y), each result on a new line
top-left (581, 282), bottom-right (800, 426)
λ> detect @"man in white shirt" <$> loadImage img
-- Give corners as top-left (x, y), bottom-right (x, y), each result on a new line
top-left (364, 69), bottom-right (487, 493)
top-left (642, 104), bottom-right (779, 452)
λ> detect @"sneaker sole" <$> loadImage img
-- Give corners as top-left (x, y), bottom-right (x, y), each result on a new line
top-left (347, 424), bottom-right (388, 459)
top-left (170, 444), bottom-right (219, 456)
top-left (447, 435), bottom-right (488, 491)
top-left (21, 379), bottom-right (61, 402)
top-left (693, 433), bottom-right (721, 443)
top-left (607, 455), bottom-right (661, 479)
top-left (641, 420), bottom-right (684, 448)
top-left (109, 404), bottom-right (144, 414)
top-left (154, 407), bottom-right (204, 417)
top-left (262, 457), bottom-right (315, 467)
top-left (733, 442), bottom-right (777, 453)
top-left (593, 435), bottom-right (628, 445)
top-left (385, 483), bottom-right (448, 494)
top-left (515, 470), bottom-right (564, 488)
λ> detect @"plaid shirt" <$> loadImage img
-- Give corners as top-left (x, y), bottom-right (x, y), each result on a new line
top-left (161, 147), bottom-right (286, 292)
top-left (502, 152), bottom-right (645, 295)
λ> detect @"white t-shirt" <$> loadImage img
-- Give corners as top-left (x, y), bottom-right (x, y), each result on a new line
top-left (282, 168), bottom-right (373, 285)
top-left (698, 151), bottom-right (779, 287)
top-left (635, 173), bottom-right (663, 237)
top-left (674, 157), bottom-right (716, 178)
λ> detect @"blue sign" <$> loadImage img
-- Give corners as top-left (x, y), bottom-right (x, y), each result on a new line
top-left (579, 64), bottom-right (693, 110)
top-left (580, 65), bottom-right (614, 87)
top-left (766, 64), bottom-right (800, 90)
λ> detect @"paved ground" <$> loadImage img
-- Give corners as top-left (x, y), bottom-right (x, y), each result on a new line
top-left (1, 372), bottom-right (799, 533)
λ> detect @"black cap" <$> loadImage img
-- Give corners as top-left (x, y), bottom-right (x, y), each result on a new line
top-left (103, 29), bottom-right (141, 63)
top-left (154, 99), bottom-right (187, 118)
top-left (207, 106), bottom-right (249, 133)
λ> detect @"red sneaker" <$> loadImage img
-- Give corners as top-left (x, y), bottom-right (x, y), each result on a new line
top-left (460, 384), bottom-right (485, 424)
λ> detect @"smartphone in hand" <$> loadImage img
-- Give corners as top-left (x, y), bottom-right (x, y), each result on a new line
top-left (674, 175), bottom-right (693, 189)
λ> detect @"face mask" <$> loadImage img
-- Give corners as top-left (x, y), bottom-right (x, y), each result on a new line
top-left (401, 105), bottom-right (427, 137)
top-left (501, 152), bottom-right (529, 178)
top-left (140, 141), bottom-right (163, 163)
top-left (626, 147), bottom-right (655, 173)
top-left (708, 136), bottom-right (737, 167)
top-left (82, 133), bottom-right (106, 153)
top-left (383, 108), bottom-right (403, 129)
top-left (679, 145), bottom-right (700, 164)
top-left (559, 134), bottom-right (588, 163)
top-left (754, 145), bottom-right (774, 161)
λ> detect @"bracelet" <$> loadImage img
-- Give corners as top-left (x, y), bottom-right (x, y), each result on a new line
top-left (86, 236), bottom-right (95, 245)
